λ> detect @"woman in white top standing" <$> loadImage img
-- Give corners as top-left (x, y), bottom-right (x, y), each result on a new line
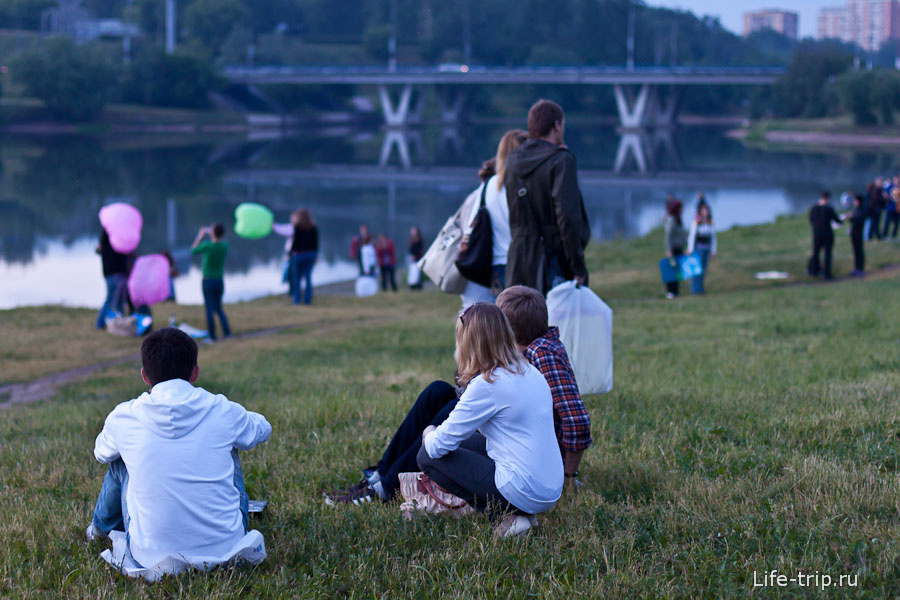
top-left (460, 130), bottom-right (527, 308)
top-left (417, 302), bottom-right (563, 537)
top-left (687, 194), bottom-right (717, 295)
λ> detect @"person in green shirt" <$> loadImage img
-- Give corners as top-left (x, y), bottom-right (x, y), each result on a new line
top-left (191, 223), bottom-right (232, 341)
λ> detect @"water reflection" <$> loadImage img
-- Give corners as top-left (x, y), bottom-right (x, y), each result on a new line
top-left (2, 125), bottom-right (899, 308)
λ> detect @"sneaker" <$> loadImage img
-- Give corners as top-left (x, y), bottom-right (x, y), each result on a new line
top-left (362, 467), bottom-right (381, 486)
top-left (85, 523), bottom-right (107, 542)
top-left (494, 514), bottom-right (536, 538)
top-left (324, 484), bottom-right (377, 506)
top-left (665, 292), bottom-right (675, 300)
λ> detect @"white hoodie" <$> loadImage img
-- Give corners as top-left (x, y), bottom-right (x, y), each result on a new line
top-left (94, 378), bottom-right (271, 568)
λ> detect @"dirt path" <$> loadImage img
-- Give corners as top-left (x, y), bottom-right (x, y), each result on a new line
top-left (0, 319), bottom-right (355, 409)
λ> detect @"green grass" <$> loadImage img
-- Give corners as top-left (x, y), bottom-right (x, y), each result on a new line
top-left (2, 216), bottom-right (900, 597)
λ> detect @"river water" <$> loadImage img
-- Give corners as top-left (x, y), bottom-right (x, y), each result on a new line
top-left (2, 124), bottom-right (897, 309)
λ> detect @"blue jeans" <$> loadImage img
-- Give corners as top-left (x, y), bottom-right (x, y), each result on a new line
top-left (290, 251), bottom-right (316, 305)
top-left (690, 247), bottom-right (711, 294)
top-left (490, 265), bottom-right (506, 297)
top-left (202, 278), bottom-right (231, 340)
top-left (91, 450), bottom-right (249, 541)
top-left (96, 274), bottom-right (128, 329)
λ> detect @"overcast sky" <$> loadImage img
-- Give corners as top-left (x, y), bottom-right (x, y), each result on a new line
top-left (649, 0), bottom-right (838, 39)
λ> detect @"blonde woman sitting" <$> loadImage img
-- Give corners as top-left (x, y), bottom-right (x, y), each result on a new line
top-left (416, 303), bottom-right (563, 537)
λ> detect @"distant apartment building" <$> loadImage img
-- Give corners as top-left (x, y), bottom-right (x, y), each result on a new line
top-left (742, 10), bottom-right (799, 39)
top-left (817, 0), bottom-right (900, 51)
top-left (818, 6), bottom-right (848, 40)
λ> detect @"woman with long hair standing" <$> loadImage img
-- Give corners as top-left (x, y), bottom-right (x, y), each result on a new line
top-left (687, 194), bottom-right (716, 294)
top-left (416, 303), bottom-right (563, 537)
top-left (289, 209), bottom-right (318, 305)
top-left (461, 129), bottom-right (528, 306)
top-left (407, 226), bottom-right (425, 290)
top-left (664, 196), bottom-right (687, 299)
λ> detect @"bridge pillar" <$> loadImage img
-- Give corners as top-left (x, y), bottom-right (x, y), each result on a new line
top-left (614, 84), bottom-right (682, 129)
top-left (648, 86), bottom-right (681, 128)
top-left (436, 86), bottom-right (468, 124)
top-left (613, 84), bottom-right (652, 129)
top-left (378, 84), bottom-right (424, 127)
top-left (379, 129), bottom-right (424, 169)
top-left (614, 132), bottom-right (650, 174)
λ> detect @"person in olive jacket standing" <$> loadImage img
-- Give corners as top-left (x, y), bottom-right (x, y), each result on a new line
top-left (504, 99), bottom-right (590, 294)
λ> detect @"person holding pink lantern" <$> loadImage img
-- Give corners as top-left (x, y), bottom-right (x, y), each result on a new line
top-left (96, 202), bottom-right (144, 329)
top-left (95, 229), bottom-right (131, 329)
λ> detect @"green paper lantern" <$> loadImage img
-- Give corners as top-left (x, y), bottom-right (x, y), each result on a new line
top-left (234, 202), bottom-right (274, 239)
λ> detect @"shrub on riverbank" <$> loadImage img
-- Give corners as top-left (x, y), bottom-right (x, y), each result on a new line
top-left (835, 69), bottom-right (900, 126)
top-left (10, 37), bottom-right (118, 121)
top-left (119, 48), bottom-right (220, 109)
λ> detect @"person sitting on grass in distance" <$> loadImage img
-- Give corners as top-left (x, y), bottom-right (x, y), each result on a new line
top-left (324, 285), bottom-right (591, 506)
top-left (86, 328), bottom-right (272, 574)
top-left (415, 303), bottom-right (561, 537)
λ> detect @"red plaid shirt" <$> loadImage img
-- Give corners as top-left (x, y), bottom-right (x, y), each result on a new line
top-left (525, 327), bottom-right (592, 453)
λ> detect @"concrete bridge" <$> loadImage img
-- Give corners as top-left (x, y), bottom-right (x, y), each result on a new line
top-left (222, 65), bottom-right (783, 130)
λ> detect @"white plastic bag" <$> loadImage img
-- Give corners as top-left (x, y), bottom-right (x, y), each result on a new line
top-left (406, 256), bottom-right (421, 286)
top-left (546, 281), bottom-right (613, 395)
top-left (355, 276), bottom-right (379, 297)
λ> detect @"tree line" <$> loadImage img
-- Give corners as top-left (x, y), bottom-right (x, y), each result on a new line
top-left (3, 0), bottom-right (900, 124)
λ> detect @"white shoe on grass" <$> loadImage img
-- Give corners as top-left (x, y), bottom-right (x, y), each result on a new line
top-left (85, 523), bottom-right (107, 542)
top-left (494, 514), bottom-right (536, 538)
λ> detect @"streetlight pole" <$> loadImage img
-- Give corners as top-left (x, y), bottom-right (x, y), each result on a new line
top-left (626, 1), bottom-right (635, 71)
top-left (388, 0), bottom-right (397, 72)
top-left (463, 0), bottom-right (472, 64)
top-left (165, 0), bottom-right (176, 54)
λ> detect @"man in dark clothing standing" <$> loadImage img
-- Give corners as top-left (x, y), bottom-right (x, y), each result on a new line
top-left (849, 194), bottom-right (866, 277)
top-left (95, 230), bottom-right (130, 329)
top-left (505, 99), bottom-right (590, 294)
top-left (808, 191), bottom-right (843, 281)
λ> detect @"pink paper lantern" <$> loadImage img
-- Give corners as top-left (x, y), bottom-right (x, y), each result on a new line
top-left (99, 203), bottom-right (143, 254)
top-left (128, 254), bottom-right (171, 307)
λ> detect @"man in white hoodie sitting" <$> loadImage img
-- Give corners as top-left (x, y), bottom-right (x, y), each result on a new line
top-left (86, 328), bottom-right (272, 576)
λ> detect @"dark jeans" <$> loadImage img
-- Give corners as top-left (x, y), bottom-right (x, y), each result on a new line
top-left (884, 213), bottom-right (899, 239)
top-left (380, 265), bottom-right (397, 292)
top-left (91, 451), bottom-right (249, 552)
top-left (202, 278), bottom-right (231, 341)
top-left (852, 231), bottom-right (865, 272)
top-left (490, 265), bottom-right (506, 297)
top-left (665, 249), bottom-right (683, 296)
top-left (290, 251), bottom-right (317, 305)
top-left (96, 273), bottom-right (128, 329)
top-left (690, 247), bottom-right (711, 295)
top-left (870, 212), bottom-right (883, 240)
top-left (810, 236), bottom-right (834, 279)
top-left (376, 380), bottom-right (458, 498)
top-left (417, 432), bottom-right (518, 518)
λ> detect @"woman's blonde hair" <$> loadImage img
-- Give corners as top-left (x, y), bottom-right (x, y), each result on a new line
top-left (495, 129), bottom-right (527, 190)
top-left (455, 303), bottom-right (525, 386)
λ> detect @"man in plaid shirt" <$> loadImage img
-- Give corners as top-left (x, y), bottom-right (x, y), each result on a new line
top-left (497, 286), bottom-right (592, 481)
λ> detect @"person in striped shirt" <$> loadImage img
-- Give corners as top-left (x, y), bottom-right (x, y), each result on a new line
top-left (324, 285), bottom-right (592, 504)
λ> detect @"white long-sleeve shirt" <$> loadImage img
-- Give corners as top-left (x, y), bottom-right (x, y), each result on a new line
top-left (272, 222), bottom-right (294, 253)
top-left (423, 363), bottom-right (564, 514)
top-left (465, 176), bottom-right (512, 266)
top-left (94, 378), bottom-right (271, 569)
top-left (687, 220), bottom-right (717, 254)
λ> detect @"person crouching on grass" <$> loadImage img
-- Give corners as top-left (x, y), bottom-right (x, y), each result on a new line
top-left (86, 328), bottom-right (272, 574)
